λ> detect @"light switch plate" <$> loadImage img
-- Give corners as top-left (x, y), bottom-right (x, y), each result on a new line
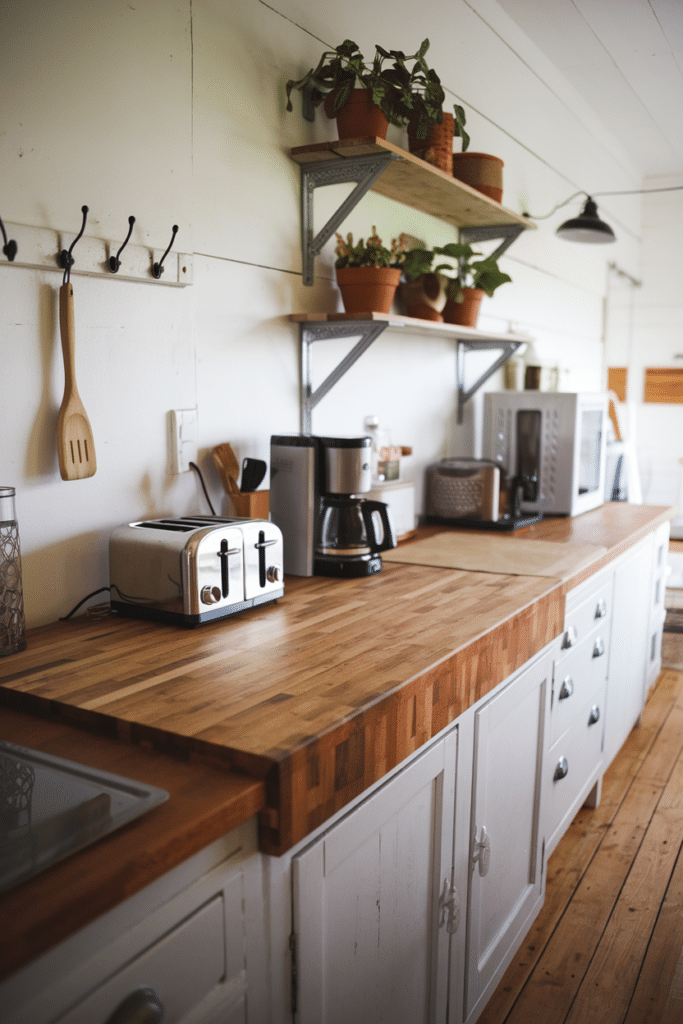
top-left (170, 408), bottom-right (198, 473)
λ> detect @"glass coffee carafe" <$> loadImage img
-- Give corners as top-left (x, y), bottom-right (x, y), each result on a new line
top-left (315, 495), bottom-right (396, 577)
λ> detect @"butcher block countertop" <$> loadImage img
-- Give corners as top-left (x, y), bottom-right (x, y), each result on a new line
top-left (0, 503), bottom-right (673, 978)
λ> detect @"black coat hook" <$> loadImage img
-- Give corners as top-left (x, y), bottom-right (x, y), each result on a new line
top-left (58, 205), bottom-right (89, 284)
top-left (0, 216), bottom-right (17, 261)
top-left (109, 215), bottom-right (136, 273)
top-left (152, 224), bottom-right (178, 279)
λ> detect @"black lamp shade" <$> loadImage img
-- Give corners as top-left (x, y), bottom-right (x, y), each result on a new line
top-left (556, 197), bottom-right (616, 243)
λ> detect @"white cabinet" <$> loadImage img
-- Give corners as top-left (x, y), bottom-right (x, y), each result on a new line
top-left (291, 727), bottom-right (460, 1024)
top-left (1, 821), bottom-right (267, 1024)
top-left (603, 534), bottom-right (656, 766)
top-left (544, 566), bottom-right (613, 857)
top-left (646, 521), bottom-right (671, 689)
top-left (463, 647), bottom-right (553, 1023)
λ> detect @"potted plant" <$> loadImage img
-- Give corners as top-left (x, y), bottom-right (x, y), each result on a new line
top-left (407, 102), bottom-right (468, 175)
top-left (334, 227), bottom-right (408, 313)
top-left (285, 39), bottom-right (445, 143)
top-left (449, 105), bottom-right (504, 203)
top-left (399, 246), bottom-right (447, 321)
top-left (432, 242), bottom-right (512, 327)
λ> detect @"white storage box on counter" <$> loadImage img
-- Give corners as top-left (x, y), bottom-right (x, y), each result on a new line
top-left (109, 516), bottom-right (283, 626)
top-left (366, 481), bottom-right (416, 540)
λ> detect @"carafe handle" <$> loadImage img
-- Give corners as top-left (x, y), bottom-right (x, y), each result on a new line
top-left (361, 500), bottom-right (397, 554)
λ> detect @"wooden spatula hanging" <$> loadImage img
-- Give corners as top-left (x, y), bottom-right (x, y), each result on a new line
top-left (56, 280), bottom-right (97, 479)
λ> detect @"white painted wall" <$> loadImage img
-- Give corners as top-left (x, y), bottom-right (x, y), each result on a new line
top-left (604, 175), bottom-right (683, 536)
top-left (1, 0), bottom-right (645, 627)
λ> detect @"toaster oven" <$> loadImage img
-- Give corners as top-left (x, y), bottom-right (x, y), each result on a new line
top-left (109, 516), bottom-right (284, 626)
top-left (483, 391), bottom-right (608, 517)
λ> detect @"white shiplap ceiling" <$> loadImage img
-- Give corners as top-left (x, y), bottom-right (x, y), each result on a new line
top-left (495, 0), bottom-right (683, 179)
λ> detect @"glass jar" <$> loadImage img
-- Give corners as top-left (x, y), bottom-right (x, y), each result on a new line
top-left (0, 487), bottom-right (26, 656)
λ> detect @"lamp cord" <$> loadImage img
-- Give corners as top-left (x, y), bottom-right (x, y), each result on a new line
top-left (525, 184), bottom-right (683, 221)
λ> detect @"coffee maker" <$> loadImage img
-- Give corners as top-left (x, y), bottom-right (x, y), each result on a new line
top-left (270, 434), bottom-right (397, 578)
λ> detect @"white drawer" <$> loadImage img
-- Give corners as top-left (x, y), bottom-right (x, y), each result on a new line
top-left (57, 884), bottom-right (243, 1024)
top-left (558, 577), bottom-right (612, 661)
top-left (551, 631), bottom-right (610, 746)
top-left (545, 681), bottom-right (606, 850)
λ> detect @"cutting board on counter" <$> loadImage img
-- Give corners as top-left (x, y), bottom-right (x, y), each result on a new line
top-left (384, 531), bottom-right (607, 579)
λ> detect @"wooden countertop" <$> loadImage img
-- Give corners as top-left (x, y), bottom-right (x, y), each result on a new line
top-left (0, 503), bottom-right (673, 981)
top-left (0, 504), bottom-right (672, 858)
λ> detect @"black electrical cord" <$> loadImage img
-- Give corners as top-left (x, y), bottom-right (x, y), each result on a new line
top-left (190, 460), bottom-right (216, 515)
top-left (59, 586), bottom-right (111, 621)
top-left (525, 184), bottom-right (683, 221)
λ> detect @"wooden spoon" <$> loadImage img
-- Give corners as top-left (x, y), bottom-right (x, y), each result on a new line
top-left (212, 443), bottom-right (240, 494)
top-left (56, 282), bottom-right (97, 480)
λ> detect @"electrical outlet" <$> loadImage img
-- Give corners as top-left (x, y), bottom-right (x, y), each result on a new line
top-left (170, 408), bottom-right (198, 473)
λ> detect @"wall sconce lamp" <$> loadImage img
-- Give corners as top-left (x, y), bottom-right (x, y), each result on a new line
top-left (526, 184), bottom-right (683, 244)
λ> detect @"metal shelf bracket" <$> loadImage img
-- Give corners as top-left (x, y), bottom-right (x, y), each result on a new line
top-left (300, 152), bottom-right (399, 286)
top-left (459, 223), bottom-right (526, 262)
top-left (456, 338), bottom-right (524, 424)
top-left (300, 320), bottom-right (389, 433)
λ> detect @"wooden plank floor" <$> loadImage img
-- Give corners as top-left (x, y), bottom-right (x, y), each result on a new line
top-left (477, 642), bottom-right (683, 1024)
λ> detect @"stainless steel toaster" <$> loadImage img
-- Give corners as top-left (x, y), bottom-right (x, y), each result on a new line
top-left (109, 516), bottom-right (284, 626)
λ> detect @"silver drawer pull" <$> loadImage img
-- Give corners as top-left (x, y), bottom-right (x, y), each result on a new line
top-left (592, 637), bottom-right (605, 658)
top-left (588, 705), bottom-right (601, 726)
top-left (562, 626), bottom-right (578, 650)
top-left (554, 756), bottom-right (569, 781)
top-left (559, 677), bottom-right (574, 700)
top-left (105, 987), bottom-right (164, 1024)
top-left (595, 598), bottom-right (607, 619)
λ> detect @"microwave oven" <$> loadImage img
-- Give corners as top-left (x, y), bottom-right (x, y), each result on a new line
top-left (482, 391), bottom-right (608, 517)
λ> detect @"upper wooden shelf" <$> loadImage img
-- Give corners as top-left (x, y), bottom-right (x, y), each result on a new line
top-left (288, 310), bottom-right (532, 344)
top-left (289, 137), bottom-right (535, 233)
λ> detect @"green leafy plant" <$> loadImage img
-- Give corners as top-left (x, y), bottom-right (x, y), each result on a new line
top-left (453, 103), bottom-right (470, 152)
top-left (286, 39), bottom-right (445, 140)
top-left (334, 227), bottom-right (409, 269)
top-left (400, 242), bottom-right (511, 301)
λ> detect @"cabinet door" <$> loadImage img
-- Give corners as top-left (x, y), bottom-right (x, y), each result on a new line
top-left (603, 535), bottom-right (655, 765)
top-left (291, 728), bottom-right (458, 1024)
top-left (465, 648), bottom-right (552, 1022)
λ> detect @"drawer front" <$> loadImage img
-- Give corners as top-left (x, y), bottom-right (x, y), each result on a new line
top-left (57, 875), bottom-right (246, 1024)
top-left (558, 578), bottom-right (612, 661)
top-left (551, 631), bottom-right (610, 746)
top-left (545, 682), bottom-right (606, 845)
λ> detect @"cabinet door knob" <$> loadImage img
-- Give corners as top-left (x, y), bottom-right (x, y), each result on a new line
top-left (559, 677), bottom-right (574, 700)
top-left (588, 704), bottom-right (601, 726)
top-left (105, 987), bottom-right (164, 1024)
top-left (472, 825), bottom-right (491, 877)
top-left (593, 637), bottom-right (605, 658)
top-left (562, 626), bottom-right (578, 649)
top-left (554, 756), bottom-right (569, 781)
top-left (595, 598), bottom-right (607, 618)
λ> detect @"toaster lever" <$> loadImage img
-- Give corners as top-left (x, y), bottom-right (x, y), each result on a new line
top-left (255, 531), bottom-right (277, 588)
top-left (218, 539), bottom-right (240, 598)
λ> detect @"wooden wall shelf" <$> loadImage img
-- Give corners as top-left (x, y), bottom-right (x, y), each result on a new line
top-left (289, 137), bottom-right (535, 286)
top-left (288, 312), bottom-right (531, 431)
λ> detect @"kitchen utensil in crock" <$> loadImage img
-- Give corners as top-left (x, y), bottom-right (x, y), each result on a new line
top-left (56, 282), bottom-right (97, 480)
top-left (212, 443), bottom-right (240, 494)
top-left (240, 458), bottom-right (267, 492)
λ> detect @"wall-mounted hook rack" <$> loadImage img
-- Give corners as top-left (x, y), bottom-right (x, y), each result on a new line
top-left (58, 205), bottom-right (89, 284)
top-left (0, 216), bottom-right (17, 261)
top-left (0, 219), bottom-right (192, 286)
top-left (108, 216), bottom-right (135, 273)
top-left (152, 224), bottom-right (178, 279)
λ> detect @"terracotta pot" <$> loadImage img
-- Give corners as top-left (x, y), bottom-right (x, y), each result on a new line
top-left (324, 88), bottom-right (389, 141)
top-left (336, 266), bottom-right (401, 314)
top-left (442, 287), bottom-right (484, 328)
top-left (451, 152), bottom-right (504, 203)
top-left (400, 273), bottom-right (446, 321)
top-left (407, 113), bottom-right (454, 174)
